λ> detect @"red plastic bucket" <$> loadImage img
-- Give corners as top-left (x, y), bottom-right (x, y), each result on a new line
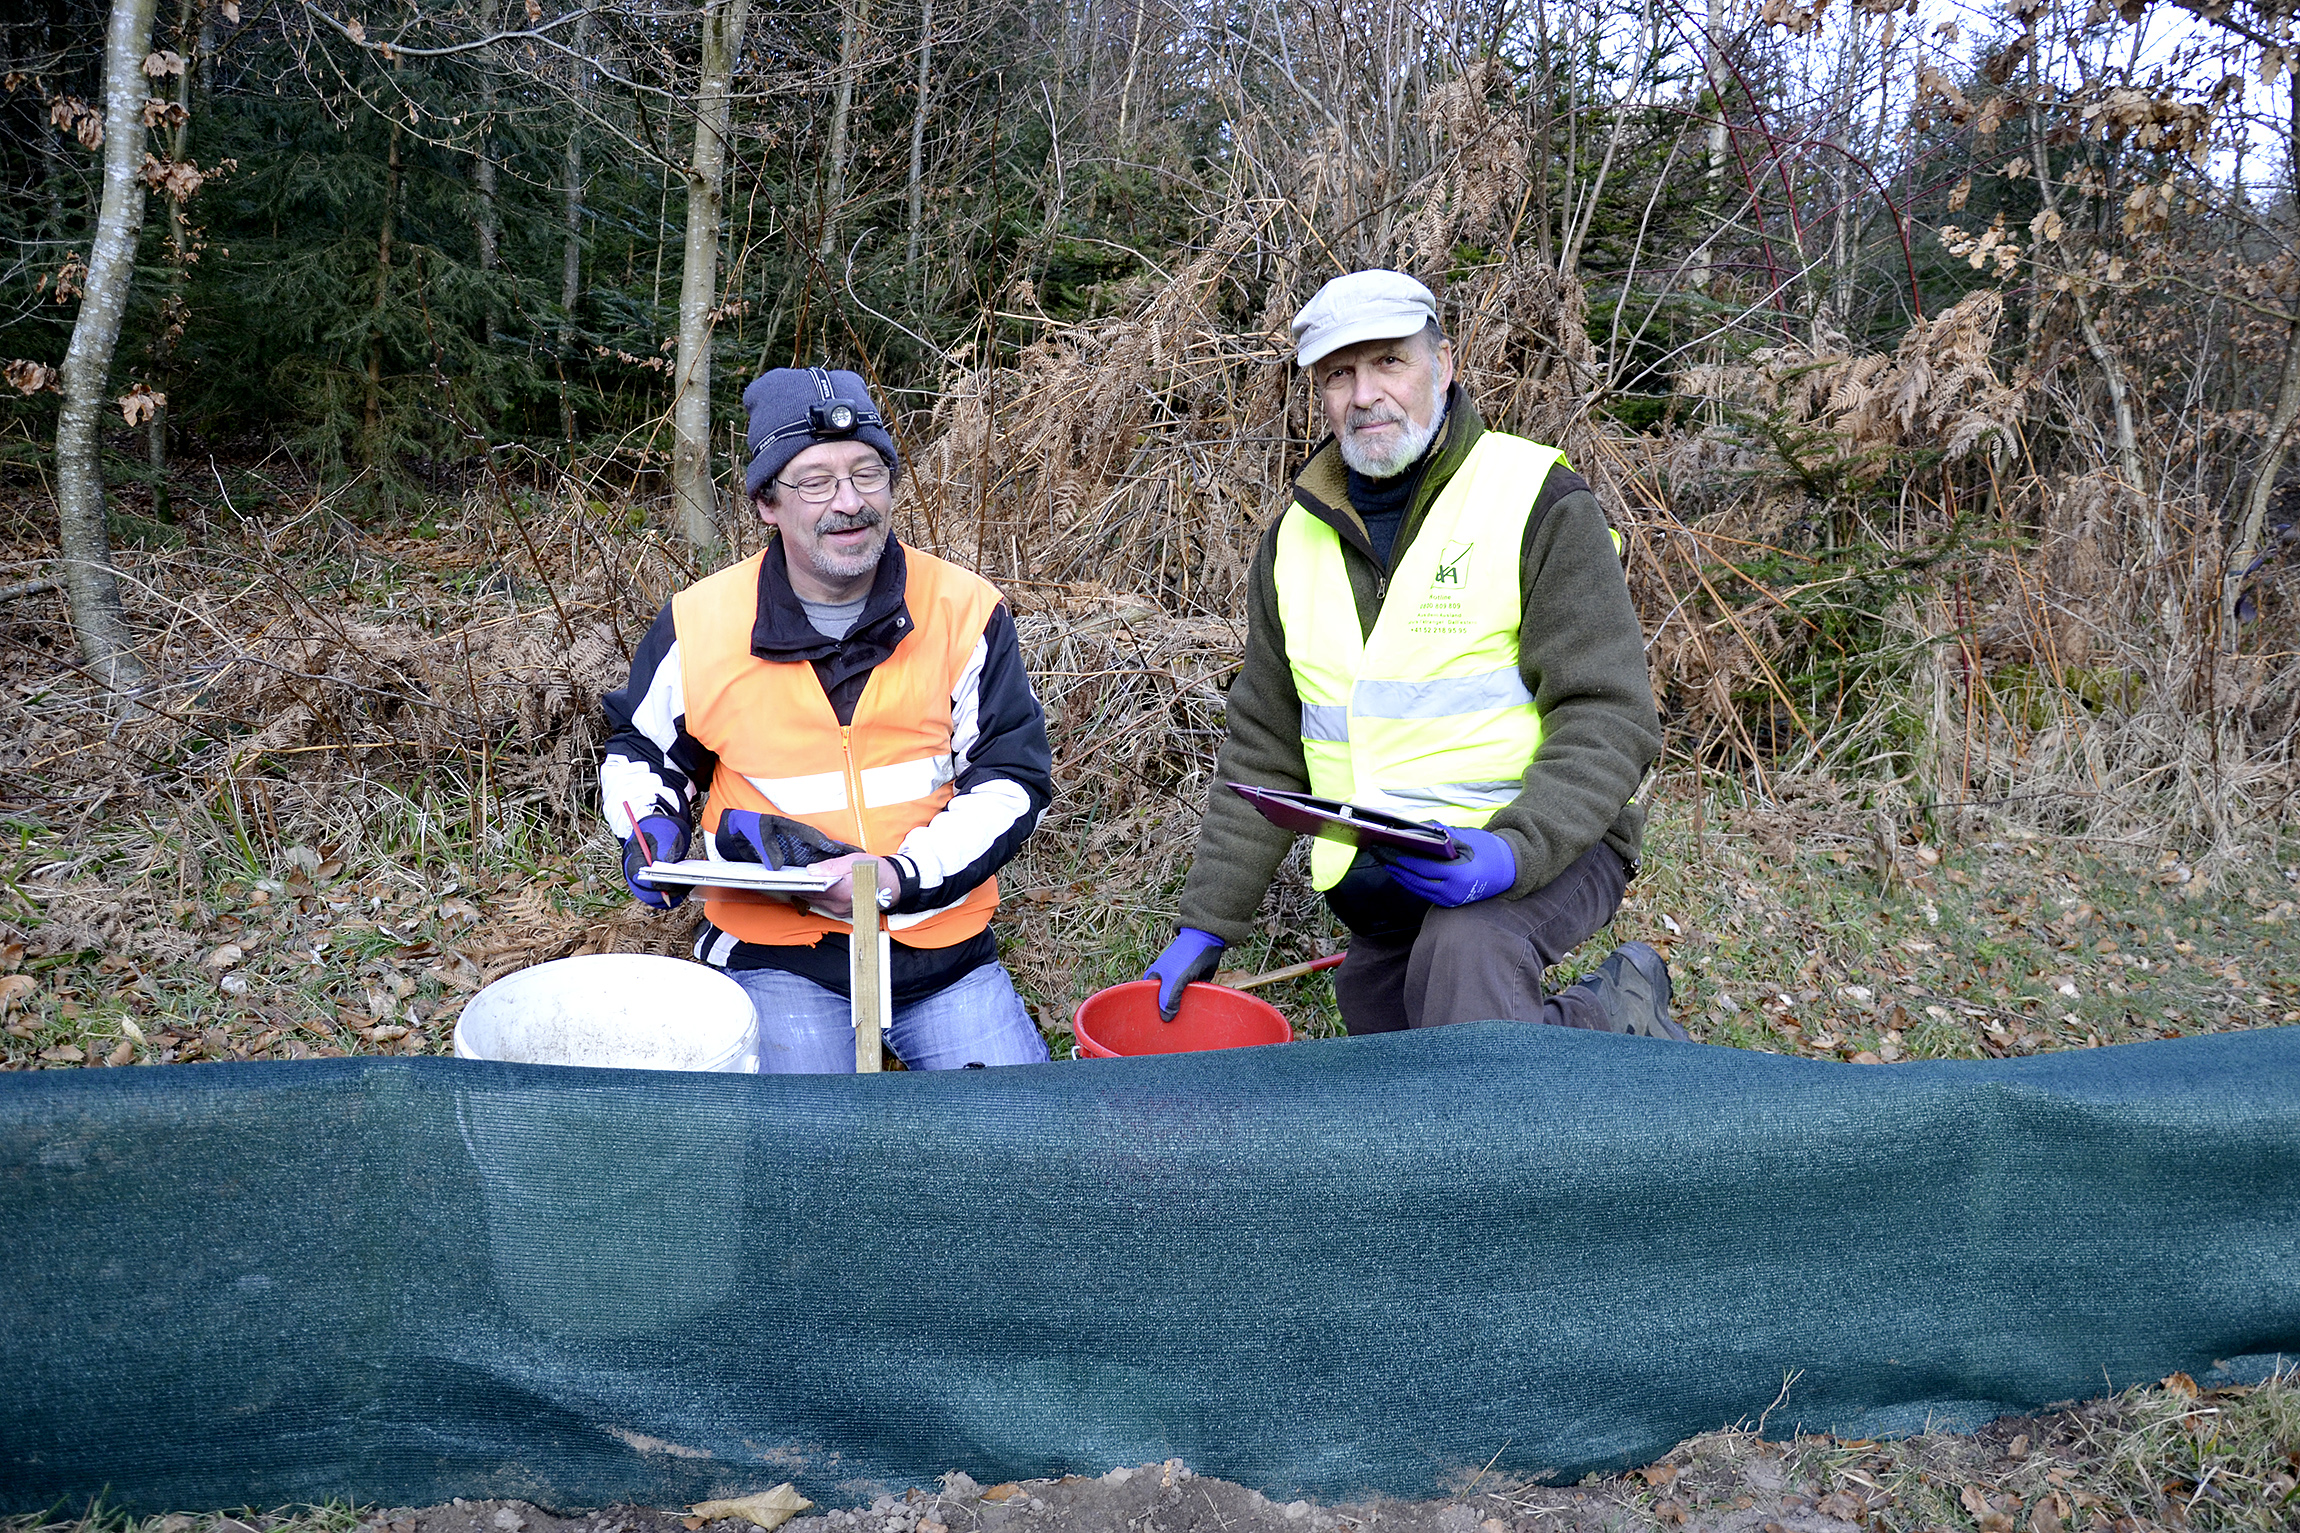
top-left (1071, 979), bottom-right (1294, 1058)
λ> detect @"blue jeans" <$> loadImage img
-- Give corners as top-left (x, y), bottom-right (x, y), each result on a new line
top-left (725, 959), bottom-right (1050, 1073)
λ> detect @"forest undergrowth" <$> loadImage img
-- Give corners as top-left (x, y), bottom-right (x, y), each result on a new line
top-left (3, 444), bottom-right (2298, 1072)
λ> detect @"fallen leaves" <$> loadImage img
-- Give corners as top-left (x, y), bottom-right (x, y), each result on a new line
top-left (1959, 1483), bottom-right (2015, 1531)
top-left (687, 1485), bottom-right (813, 1531)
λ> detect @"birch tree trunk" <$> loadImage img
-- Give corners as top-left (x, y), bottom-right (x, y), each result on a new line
top-left (671, 0), bottom-right (752, 552)
top-left (819, 0), bottom-right (863, 259)
top-left (53, 0), bottom-right (158, 698)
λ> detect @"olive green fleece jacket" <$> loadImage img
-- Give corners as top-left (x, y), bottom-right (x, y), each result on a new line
top-left (1175, 387), bottom-right (1663, 945)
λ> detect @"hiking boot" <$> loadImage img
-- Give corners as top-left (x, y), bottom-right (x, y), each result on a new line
top-left (1570, 941), bottom-right (1689, 1040)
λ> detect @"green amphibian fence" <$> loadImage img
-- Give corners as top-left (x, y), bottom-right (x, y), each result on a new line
top-left (5, 1023), bottom-right (2296, 1512)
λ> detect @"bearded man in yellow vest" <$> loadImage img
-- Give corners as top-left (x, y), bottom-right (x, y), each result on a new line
top-left (599, 367), bottom-right (1054, 1072)
top-left (1146, 271), bottom-right (1685, 1040)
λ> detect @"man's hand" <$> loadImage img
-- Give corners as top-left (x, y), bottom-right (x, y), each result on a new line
top-left (807, 852), bottom-right (901, 921)
top-left (622, 815), bottom-right (691, 910)
top-left (1143, 927), bottom-right (1226, 1022)
top-left (717, 808), bottom-right (860, 868)
top-left (1382, 825), bottom-right (1514, 907)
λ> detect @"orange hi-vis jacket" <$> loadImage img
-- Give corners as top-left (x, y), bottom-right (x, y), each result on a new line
top-left (671, 547), bottom-right (1004, 948)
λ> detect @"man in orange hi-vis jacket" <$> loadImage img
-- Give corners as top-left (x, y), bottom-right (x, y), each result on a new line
top-left (600, 367), bottom-right (1054, 1072)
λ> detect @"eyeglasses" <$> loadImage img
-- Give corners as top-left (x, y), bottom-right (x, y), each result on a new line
top-left (776, 462), bottom-right (892, 503)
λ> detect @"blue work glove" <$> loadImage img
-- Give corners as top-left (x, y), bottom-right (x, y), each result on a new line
top-left (1143, 927), bottom-right (1226, 1023)
top-left (621, 815), bottom-right (690, 910)
top-left (715, 808), bottom-right (860, 868)
top-left (1381, 825), bottom-right (1515, 908)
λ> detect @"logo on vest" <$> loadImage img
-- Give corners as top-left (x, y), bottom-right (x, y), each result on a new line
top-left (1409, 541), bottom-right (1475, 636)
top-left (1432, 541), bottom-right (1473, 586)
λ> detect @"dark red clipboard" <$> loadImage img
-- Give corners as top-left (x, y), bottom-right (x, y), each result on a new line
top-left (1226, 782), bottom-right (1462, 860)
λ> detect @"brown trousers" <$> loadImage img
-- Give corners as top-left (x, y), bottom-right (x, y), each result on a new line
top-left (1324, 840), bottom-right (1629, 1035)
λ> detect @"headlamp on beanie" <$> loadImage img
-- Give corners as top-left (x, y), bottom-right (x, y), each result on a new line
top-left (741, 365), bottom-right (903, 497)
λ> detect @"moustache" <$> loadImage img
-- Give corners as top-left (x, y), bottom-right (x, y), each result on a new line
top-left (1347, 405), bottom-right (1405, 431)
top-left (816, 508), bottom-right (885, 535)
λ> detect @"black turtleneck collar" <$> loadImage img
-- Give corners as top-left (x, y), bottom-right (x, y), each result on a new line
top-left (1344, 404), bottom-right (1446, 567)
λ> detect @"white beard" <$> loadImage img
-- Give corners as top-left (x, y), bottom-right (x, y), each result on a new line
top-left (1338, 392), bottom-right (1445, 478)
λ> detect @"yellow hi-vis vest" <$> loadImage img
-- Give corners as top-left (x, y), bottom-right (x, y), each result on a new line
top-left (1274, 432), bottom-right (1567, 890)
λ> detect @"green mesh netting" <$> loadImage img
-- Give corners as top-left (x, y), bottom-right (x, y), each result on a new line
top-left (4, 1022), bottom-right (2295, 1513)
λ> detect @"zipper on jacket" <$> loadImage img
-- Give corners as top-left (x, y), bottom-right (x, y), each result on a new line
top-left (1375, 575), bottom-right (1388, 601)
top-left (841, 725), bottom-right (867, 850)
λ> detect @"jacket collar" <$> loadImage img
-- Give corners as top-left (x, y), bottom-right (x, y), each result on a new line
top-left (1290, 382), bottom-right (1486, 561)
top-left (750, 533), bottom-right (913, 663)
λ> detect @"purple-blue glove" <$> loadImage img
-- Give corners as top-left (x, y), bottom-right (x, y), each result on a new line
top-left (715, 807), bottom-right (861, 868)
top-left (622, 815), bottom-right (690, 910)
top-left (1143, 927), bottom-right (1226, 1022)
top-left (1382, 825), bottom-right (1515, 907)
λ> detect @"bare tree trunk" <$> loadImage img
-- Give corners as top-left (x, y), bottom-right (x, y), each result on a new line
top-left (366, 107), bottom-right (404, 454)
top-left (561, 1), bottom-right (593, 444)
top-left (672, 0), bottom-right (752, 552)
top-left (2226, 69), bottom-right (2300, 647)
top-left (150, 0), bottom-right (206, 522)
top-left (1693, 0), bottom-right (1727, 291)
top-left (1115, 0), bottom-right (1144, 150)
top-left (819, 0), bottom-right (864, 259)
top-left (2026, 99), bottom-right (2144, 505)
top-left (475, 64), bottom-right (499, 347)
top-left (904, 0), bottom-right (934, 279)
top-left (53, 0), bottom-right (158, 697)
top-left (2229, 323), bottom-right (2300, 643)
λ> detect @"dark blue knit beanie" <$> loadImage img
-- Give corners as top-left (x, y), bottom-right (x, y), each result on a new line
top-left (742, 367), bottom-right (901, 496)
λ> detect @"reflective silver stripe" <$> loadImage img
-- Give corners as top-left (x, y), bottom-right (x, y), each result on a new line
top-left (1300, 703), bottom-right (1351, 742)
top-left (745, 769), bottom-right (846, 815)
top-left (1372, 781), bottom-right (1523, 811)
top-left (1352, 666), bottom-right (1533, 720)
top-left (859, 754), bottom-right (954, 809)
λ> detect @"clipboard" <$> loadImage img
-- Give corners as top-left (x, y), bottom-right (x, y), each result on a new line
top-left (638, 859), bottom-right (837, 904)
top-left (1225, 783), bottom-right (1462, 860)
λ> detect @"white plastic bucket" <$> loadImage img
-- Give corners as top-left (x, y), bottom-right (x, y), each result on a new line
top-left (453, 953), bottom-right (761, 1072)
top-left (452, 955), bottom-right (759, 1337)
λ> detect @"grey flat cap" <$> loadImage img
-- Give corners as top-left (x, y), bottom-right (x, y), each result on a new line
top-left (1290, 270), bottom-right (1440, 368)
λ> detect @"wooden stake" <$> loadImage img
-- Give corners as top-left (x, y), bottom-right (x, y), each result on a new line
top-left (850, 857), bottom-right (889, 1072)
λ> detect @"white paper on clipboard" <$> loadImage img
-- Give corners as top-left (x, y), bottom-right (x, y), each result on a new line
top-left (638, 859), bottom-right (837, 894)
